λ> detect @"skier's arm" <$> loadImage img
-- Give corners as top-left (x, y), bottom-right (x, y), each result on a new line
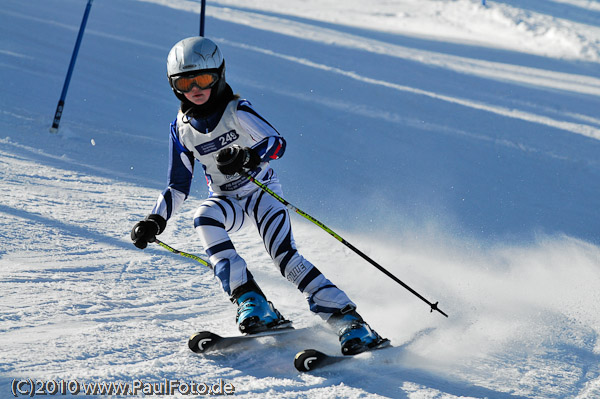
top-left (151, 120), bottom-right (195, 221)
top-left (131, 121), bottom-right (194, 249)
top-left (236, 100), bottom-right (286, 162)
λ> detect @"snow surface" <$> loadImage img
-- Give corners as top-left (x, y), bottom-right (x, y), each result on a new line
top-left (1, 0), bottom-right (600, 398)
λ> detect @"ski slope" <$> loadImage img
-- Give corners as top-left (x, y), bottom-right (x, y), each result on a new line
top-left (1, 0), bottom-right (599, 397)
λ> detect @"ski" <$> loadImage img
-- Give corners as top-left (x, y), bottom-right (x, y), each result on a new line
top-left (294, 338), bottom-right (391, 372)
top-left (188, 321), bottom-right (299, 354)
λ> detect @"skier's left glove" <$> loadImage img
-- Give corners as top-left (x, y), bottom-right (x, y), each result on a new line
top-left (216, 145), bottom-right (261, 176)
top-left (130, 214), bottom-right (166, 249)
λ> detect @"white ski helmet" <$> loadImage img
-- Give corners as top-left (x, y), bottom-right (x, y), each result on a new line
top-left (167, 36), bottom-right (223, 78)
top-left (166, 37), bottom-right (228, 103)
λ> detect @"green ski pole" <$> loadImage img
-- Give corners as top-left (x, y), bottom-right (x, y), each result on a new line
top-left (242, 172), bottom-right (448, 318)
top-left (153, 238), bottom-right (212, 269)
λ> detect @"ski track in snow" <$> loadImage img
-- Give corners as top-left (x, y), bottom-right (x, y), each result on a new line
top-left (1, 136), bottom-right (599, 398)
top-left (135, 0), bottom-right (600, 141)
top-left (218, 37), bottom-right (600, 141)
top-left (1, 0), bottom-right (600, 398)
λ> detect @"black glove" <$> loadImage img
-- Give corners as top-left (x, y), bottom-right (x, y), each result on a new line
top-left (131, 214), bottom-right (166, 249)
top-left (216, 145), bottom-right (261, 176)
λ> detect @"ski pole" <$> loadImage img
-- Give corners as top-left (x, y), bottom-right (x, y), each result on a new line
top-left (152, 238), bottom-right (212, 269)
top-left (242, 172), bottom-right (448, 318)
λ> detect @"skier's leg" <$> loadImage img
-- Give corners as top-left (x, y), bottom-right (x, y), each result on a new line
top-left (193, 196), bottom-right (249, 296)
top-left (242, 181), bottom-right (355, 320)
top-left (194, 195), bottom-right (286, 333)
top-left (244, 181), bottom-right (387, 352)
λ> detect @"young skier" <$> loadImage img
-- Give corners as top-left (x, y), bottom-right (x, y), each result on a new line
top-left (130, 36), bottom-right (386, 355)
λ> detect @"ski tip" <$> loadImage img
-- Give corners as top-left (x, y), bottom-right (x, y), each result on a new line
top-left (294, 339), bottom-right (393, 372)
top-left (294, 349), bottom-right (327, 372)
top-left (188, 331), bottom-right (221, 353)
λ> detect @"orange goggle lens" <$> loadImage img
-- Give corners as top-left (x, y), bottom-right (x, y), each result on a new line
top-left (172, 72), bottom-right (219, 92)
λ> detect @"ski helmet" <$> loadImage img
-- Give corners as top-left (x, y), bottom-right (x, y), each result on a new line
top-left (166, 37), bottom-right (228, 105)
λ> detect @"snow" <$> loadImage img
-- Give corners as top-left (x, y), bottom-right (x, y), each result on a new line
top-left (1, 0), bottom-right (599, 398)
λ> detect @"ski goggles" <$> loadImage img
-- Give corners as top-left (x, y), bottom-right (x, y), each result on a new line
top-left (172, 72), bottom-right (219, 93)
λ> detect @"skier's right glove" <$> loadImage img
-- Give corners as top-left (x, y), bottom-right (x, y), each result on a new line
top-left (216, 145), bottom-right (261, 176)
top-left (130, 214), bottom-right (166, 249)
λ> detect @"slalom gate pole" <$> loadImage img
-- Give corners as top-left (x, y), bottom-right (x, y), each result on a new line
top-left (153, 238), bottom-right (212, 269)
top-left (49, 0), bottom-right (94, 133)
top-left (242, 172), bottom-right (448, 318)
top-left (199, 0), bottom-right (206, 36)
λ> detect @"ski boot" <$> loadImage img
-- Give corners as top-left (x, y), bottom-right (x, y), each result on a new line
top-left (328, 305), bottom-right (389, 355)
top-left (232, 281), bottom-right (289, 334)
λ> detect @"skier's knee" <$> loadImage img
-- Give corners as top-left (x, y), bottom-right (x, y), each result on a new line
top-left (194, 203), bottom-right (226, 228)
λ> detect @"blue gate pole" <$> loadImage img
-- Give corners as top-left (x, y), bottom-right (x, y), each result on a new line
top-left (50, 0), bottom-right (94, 133)
top-left (199, 0), bottom-right (206, 36)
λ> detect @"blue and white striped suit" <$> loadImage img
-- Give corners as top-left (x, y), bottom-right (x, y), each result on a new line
top-left (151, 98), bottom-right (354, 319)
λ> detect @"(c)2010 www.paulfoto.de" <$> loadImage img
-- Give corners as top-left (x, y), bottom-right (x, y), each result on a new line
top-left (10, 378), bottom-right (236, 396)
